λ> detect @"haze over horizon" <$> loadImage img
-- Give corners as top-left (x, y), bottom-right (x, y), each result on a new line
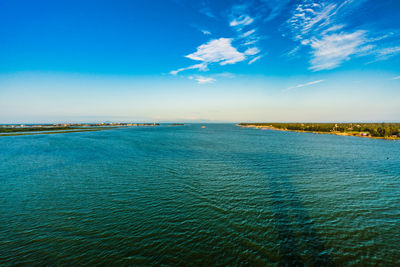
top-left (1, 0), bottom-right (400, 123)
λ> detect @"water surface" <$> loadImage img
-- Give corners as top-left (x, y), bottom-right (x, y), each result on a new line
top-left (1, 124), bottom-right (399, 265)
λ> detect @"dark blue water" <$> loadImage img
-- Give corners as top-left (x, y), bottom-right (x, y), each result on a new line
top-left (1, 124), bottom-right (399, 265)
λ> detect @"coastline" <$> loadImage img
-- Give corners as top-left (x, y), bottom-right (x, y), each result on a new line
top-left (0, 127), bottom-right (117, 137)
top-left (0, 123), bottom-right (160, 137)
top-left (237, 124), bottom-right (400, 140)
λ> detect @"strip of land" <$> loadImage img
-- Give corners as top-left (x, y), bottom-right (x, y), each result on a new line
top-left (0, 122), bottom-right (159, 136)
top-left (1, 129), bottom-right (106, 136)
top-left (238, 123), bottom-right (400, 140)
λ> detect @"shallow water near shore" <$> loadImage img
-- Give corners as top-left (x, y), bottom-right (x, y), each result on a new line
top-left (1, 124), bottom-right (399, 265)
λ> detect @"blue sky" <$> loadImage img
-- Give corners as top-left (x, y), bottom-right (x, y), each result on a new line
top-left (1, 0), bottom-right (400, 123)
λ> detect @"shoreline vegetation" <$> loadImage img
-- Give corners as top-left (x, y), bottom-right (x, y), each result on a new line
top-left (0, 123), bottom-right (159, 136)
top-left (238, 123), bottom-right (400, 140)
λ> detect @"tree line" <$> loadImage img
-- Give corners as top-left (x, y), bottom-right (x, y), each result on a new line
top-left (238, 123), bottom-right (400, 138)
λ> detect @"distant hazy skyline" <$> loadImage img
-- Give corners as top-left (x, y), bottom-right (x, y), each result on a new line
top-left (1, 0), bottom-right (400, 123)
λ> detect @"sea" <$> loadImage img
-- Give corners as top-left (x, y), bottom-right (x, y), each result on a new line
top-left (1, 124), bottom-right (399, 265)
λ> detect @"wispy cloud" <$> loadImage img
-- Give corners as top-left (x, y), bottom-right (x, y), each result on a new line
top-left (170, 63), bottom-right (208, 75)
top-left (393, 76), bottom-right (400, 80)
top-left (288, 1), bottom-right (339, 40)
top-left (187, 73), bottom-right (234, 84)
top-left (215, 72), bottom-right (235, 78)
top-left (248, 55), bottom-right (262, 64)
top-left (201, 29), bottom-right (211, 35)
top-left (261, 0), bottom-right (291, 22)
top-left (284, 79), bottom-right (325, 91)
top-left (296, 79), bottom-right (324, 88)
top-left (240, 29), bottom-right (256, 38)
top-left (230, 15), bottom-right (254, 27)
top-left (244, 47), bottom-right (260, 56)
top-left (286, 0), bottom-right (400, 70)
top-left (189, 75), bottom-right (216, 84)
top-left (308, 30), bottom-right (370, 71)
top-left (285, 45), bottom-right (301, 57)
top-left (321, 24), bottom-right (345, 35)
top-left (228, 4), bottom-right (263, 64)
top-left (242, 39), bottom-right (258, 46)
top-left (199, 7), bottom-right (215, 18)
top-left (374, 46), bottom-right (400, 61)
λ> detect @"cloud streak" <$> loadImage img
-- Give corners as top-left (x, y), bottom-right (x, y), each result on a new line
top-left (248, 55), bottom-right (262, 64)
top-left (284, 79), bottom-right (324, 91)
top-left (199, 7), bottom-right (215, 18)
top-left (170, 63), bottom-right (208, 75)
top-left (229, 15), bottom-right (254, 27)
top-left (229, 5), bottom-right (262, 65)
top-left (286, 0), bottom-right (400, 71)
top-left (374, 46), bottom-right (400, 61)
top-left (309, 30), bottom-right (370, 71)
top-left (240, 29), bottom-right (256, 38)
top-left (194, 76), bottom-right (215, 84)
top-left (262, 0), bottom-right (291, 22)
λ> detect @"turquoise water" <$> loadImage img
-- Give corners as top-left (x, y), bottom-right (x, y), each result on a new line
top-left (1, 124), bottom-right (399, 265)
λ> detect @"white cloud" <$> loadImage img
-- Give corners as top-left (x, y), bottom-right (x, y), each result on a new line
top-left (239, 29), bottom-right (261, 53)
top-left (321, 24), bottom-right (345, 35)
top-left (189, 73), bottom-right (234, 83)
top-left (285, 79), bottom-right (325, 91)
top-left (286, 46), bottom-right (301, 57)
top-left (171, 2), bottom-right (266, 78)
top-left (248, 55), bottom-right (262, 64)
top-left (286, 0), bottom-right (398, 70)
top-left (296, 79), bottom-right (324, 88)
top-left (244, 47), bottom-right (260, 56)
top-left (230, 15), bottom-right (254, 27)
top-left (393, 76), bottom-right (400, 80)
top-left (170, 38), bottom-right (251, 75)
top-left (193, 76), bottom-right (216, 84)
top-left (227, 4), bottom-right (262, 62)
top-left (288, 2), bottom-right (338, 40)
top-left (240, 29), bottom-right (255, 38)
top-left (308, 30), bottom-right (371, 71)
top-left (170, 63), bottom-right (208, 75)
top-left (374, 46), bottom-right (400, 60)
top-left (243, 39), bottom-right (258, 46)
top-left (185, 38), bottom-right (246, 65)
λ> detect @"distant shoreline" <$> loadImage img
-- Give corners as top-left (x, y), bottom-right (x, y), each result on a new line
top-left (0, 128), bottom-right (117, 137)
top-left (238, 123), bottom-right (400, 140)
top-left (0, 123), bottom-right (160, 137)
